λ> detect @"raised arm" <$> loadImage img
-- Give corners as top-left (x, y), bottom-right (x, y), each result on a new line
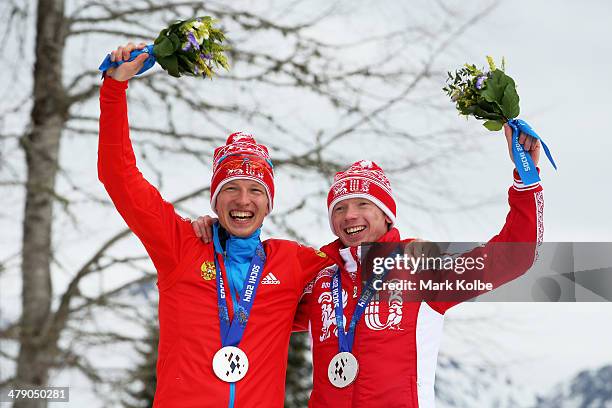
top-left (426, 125), bottom-right (544, 313)
top-left (98, 43), bottom-right (191, 285)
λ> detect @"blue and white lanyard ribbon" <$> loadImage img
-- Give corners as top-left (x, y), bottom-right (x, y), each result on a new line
top-left (331, 247), bottom-right (400, 353)
top-left (213, 226), bottom-right (266, 347)
top-left (507, 118), bottom-right (557, 185)
top-left (98, 44), bottom-right (156, 76)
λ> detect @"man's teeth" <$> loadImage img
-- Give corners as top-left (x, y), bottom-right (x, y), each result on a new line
top-left (345, 226), bottom-right (366, 235)
top-left (230, 211), bottom-right (254, 219)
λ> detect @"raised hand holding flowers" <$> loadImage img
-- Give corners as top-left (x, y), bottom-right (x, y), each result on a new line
top-left (444, 57), bottom-right (557, 184)
top-left (99, 16), bottom-right (229, 79)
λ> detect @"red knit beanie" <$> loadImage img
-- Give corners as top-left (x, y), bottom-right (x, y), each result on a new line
top-left (210, 132), bottom-right (274, 213)
top-left (327, 160), bottom-right (396, 234)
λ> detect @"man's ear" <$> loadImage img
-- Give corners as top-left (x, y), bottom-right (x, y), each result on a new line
top-left (264, 197), bottom-right (271, 216)
top-left (385, 215), bottom-right (392, 230)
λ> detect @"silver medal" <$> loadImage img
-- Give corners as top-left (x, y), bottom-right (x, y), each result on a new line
top-left (328, 352), bottom-right (359, 388)
top-left (212, 346), bottom-right (249, 383)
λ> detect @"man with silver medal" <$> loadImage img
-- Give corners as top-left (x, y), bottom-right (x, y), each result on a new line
top-left (100, 43), bottom-right (332, 407)
top-left (292, 125), bottom-right (543, 407)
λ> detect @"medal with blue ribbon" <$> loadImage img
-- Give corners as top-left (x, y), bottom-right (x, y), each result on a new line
top-left (211, 223), bottom-right (266, 383)
top-left (328, 246), bottom-right (401, 388)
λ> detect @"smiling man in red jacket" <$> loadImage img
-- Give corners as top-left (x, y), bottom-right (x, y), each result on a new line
top-left (98, 42), bottom-right (331, 408)
top-left (292, 137), bottom-right (543, 407)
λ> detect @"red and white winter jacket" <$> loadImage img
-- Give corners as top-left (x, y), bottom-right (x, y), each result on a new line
top-left (294, 179), bottom-right (544, 408)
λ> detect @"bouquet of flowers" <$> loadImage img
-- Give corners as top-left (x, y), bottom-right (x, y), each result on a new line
top-left (444, 56), bottom-right (517, 131)
top-left (99, 16), bottom-right (229, 78)
top-left (443, 56), bottom-right (556, 184)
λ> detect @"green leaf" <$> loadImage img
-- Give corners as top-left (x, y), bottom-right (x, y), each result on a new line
top-left (168, 20), bottom-right (182, 31)
top-left (471, 105), bottom-right (504, 121)
top-left (168, 33), bottom-right (180, 50)
top-left (177, 54), bottom-right (195, 72)
top-left (500, 79), bottom-right (520, 119)
top-left (483, 120), bottom-right (504, 131)
top-left (158, 55), bottom-right (180, 77)
top-left (480, 70), bottom-right (507, 104)
top-left (154, 29), bottom-right (168, 44)
top-left (153, 37), bottom-right (174, 58)
top-left (215, 54), bottom-right (229, 70)
top-left (477, 99), bottom-right (500, 113)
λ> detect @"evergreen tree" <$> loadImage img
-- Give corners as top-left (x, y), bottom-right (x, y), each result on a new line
top-left (285, 332), bottom-right (313, 408)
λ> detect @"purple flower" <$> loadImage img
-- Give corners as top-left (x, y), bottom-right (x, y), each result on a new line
top-left (194, 65), bottom-right (200, 75)
top-left (182, 43), bottom-right (192, 51)
top-left (187, 32), bottom-right (199, 48)
top-left (475, 75), bottom-right (486, 90)
top-left (200, 52), bottom-right (212, 60)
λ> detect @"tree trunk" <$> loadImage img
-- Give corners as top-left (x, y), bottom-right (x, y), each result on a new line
top-left (15, 0), bottom-right (67, 406)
